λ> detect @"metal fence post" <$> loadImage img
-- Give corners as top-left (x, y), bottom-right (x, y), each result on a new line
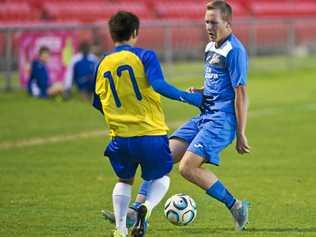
top-left (249, 20), bottom-right (257, 57)
top-left (4, 29), bottom-right (13, 91)
top-left (287, 20), bottom-right (296, 68)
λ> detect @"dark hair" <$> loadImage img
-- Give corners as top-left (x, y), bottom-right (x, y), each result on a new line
top-left (108, 11), bottom-right (140, 42)
top-left (79, 41), bottom-right (90, 55)
top-left (206, 1), bottom-right (233, 23)
top-left (39, 46), bottom-right (50, 55)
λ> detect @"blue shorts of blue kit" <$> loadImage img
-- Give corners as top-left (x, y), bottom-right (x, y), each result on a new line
top-left (170, 111), bottom-right (236, 165)
top-left (104, 135), bottom-right (173, 181)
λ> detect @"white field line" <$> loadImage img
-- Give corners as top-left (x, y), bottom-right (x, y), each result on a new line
top-left (1, 103), bottom-right (316, 150)
top-left (0, 130), bottom-right (106, 150)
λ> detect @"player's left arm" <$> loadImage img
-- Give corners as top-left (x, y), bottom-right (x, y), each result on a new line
top-left (235, 85), bottom-right (250, 154)
top-left (227, 47), bottom-right (251, 154)
top-left (143, 50), bottom-right (203, 107)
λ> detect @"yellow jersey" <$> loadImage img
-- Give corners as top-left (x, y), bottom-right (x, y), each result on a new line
top-left (93, 44), bottom-right (168, 137)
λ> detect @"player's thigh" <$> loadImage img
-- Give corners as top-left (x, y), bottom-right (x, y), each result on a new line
top-left (169, 138), bottom-right (189, 163)
top-left (132, 135), bottom-right (173, 181)
top-left (104, 137), bottom-right (138, 180)
top-left (169, 116), bottom-right (200, 163)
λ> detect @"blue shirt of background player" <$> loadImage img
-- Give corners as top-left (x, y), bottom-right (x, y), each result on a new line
top-left (27, 59), bottom-right (50, 98)
top-left (93, 44), bottom-right (202, 113)
top-left (73, 55), bottom-right (98, 93)
top-left (203, 34), bottom-right (248, 114)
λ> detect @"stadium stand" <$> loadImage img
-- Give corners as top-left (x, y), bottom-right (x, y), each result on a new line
top-left (248, 0), bottom-right (316, 18)
top-left (0, 0), bottom-right (315, 58)
top-left (0, 0), bottom-right (316, 23)
top-left (0, 2), bottom-right (39, 23)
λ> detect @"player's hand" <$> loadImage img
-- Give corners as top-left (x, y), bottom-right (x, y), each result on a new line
top-left (236, 133), bottom-right (251, 154)
top-left (187, 87), bottom-right (203, 94)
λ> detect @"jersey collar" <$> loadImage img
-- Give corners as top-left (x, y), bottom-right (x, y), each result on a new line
top-left (114, 44), bottom-right (132, 52)
top-left (215, 33), bottom-right (233, 49)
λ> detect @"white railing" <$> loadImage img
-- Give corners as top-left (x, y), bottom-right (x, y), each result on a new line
top-left (0, 18), bottom-right (316, 90)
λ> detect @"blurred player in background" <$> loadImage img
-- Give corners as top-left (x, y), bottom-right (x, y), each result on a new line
top-left (104, 0), bottom-right (251, 232)
top-left (63, 41), bottom-right (99, 100)
top-left (27, 46), bottom-right (63, 98)
top-left (93, 11), bottom-right (203, 237)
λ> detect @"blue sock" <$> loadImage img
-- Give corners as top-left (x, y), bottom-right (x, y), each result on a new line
top-left (138, 180), bottom-right (152, 197)
top-left (130, 181), bottom-right (152, 210)
top-left (206, 180), bottom-right (236, 209)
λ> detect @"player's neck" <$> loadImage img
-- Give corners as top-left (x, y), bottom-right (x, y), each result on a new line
top-left (114, 40), bottom-right (135, 47)
top-left (215, 31), bottom-right (232, 48)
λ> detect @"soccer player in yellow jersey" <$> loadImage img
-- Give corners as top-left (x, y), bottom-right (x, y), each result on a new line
top-left (103, 1), bottom-right (250, 232)
top-left (93, 11), bottom-right (203, 237)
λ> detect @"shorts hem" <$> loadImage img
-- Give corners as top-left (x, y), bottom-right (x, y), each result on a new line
top-left (187, 147), bottom-right (220, 166)
top-left (141, 166), bottom-right (172, 181)
top-left (169, 135), bottom-right (191, 144)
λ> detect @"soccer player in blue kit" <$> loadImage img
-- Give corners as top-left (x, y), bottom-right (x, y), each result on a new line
top-left (103, 0), bottom-right (251, 231)
top-left (172, 0), bottom-right (251, 230)
top-left (93, 11), bottom-right (203, 237)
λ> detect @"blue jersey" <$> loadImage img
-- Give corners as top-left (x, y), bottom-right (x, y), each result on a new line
top-left (203, 34), bottom-right (248, 113)
top-left (27, 59), bottom-right (50, 98)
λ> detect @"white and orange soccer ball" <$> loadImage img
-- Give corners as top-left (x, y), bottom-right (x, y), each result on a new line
top-left (164, 193), bottom-right (197, 226)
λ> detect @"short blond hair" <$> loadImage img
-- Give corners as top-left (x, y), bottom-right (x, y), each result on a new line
top-left (206, 1), bottom-right (233, 23)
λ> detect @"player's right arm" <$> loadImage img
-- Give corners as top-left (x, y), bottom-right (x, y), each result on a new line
top-left (92, 61), bottom-right (104, 114)
top-left (142, 50), bottom-right (203, 107)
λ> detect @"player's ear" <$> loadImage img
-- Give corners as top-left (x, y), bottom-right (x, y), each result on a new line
top-left (132, 29), bottom-right (138, 39)
top-left (225, 20), bottom-right (231, 29)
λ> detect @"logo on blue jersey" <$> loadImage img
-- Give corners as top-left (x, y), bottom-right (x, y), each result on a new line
top-left (193, 143), bottom-right (203, 149)
top-left (209, 54), bottom-right (221, 65)
top-left (205, 67), bottom-right (219, 81)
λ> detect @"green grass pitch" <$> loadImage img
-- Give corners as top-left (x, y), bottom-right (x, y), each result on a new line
top-left (0, 57), bottom-right (316, 236)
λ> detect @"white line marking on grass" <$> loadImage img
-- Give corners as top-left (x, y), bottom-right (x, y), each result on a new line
top-left (0, 130), bottom-right (106, 150)
top-left (1, 103), bottom-right (316, 150)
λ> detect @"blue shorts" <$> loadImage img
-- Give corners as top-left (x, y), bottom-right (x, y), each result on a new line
top-left (104, 135), bottom-right (173, 181)
top-left (170, 111), bottom-right (236, 165)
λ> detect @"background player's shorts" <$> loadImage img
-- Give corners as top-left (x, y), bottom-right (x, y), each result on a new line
top-left (104, 135), bottom-right (173, 181)
top-left (170, 111), bottom-right (236, 165)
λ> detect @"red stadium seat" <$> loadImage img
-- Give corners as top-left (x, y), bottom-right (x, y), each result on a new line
top-left (249, 0), bottom-right (316, 18)
top-left (226, 0), bottom-right (251, 19)
top-left (0, 2), bottom-right (38, 22)
top-left (44, 1), bottom-right (153, 23)
top-left (295, 20), bottom-right (316, 45)
top-left (154, 1), bottom-right (205, 20)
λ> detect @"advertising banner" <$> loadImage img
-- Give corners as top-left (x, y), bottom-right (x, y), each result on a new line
top-left (19, 32), bottom-right (77, 88)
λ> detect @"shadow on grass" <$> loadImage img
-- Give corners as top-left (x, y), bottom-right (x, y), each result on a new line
top-left (157, 227), bottom-right (316, 234)
top-left (246, 227), bottom-right (316, 233)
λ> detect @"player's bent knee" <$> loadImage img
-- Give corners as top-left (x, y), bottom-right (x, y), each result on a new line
top-left (179, 161), bottom-right (192, 179)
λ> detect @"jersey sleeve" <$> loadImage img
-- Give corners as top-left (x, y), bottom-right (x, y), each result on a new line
top-left (227, 47), bottom-right (248, 88)
top-left (92, 62), bottom-right (104, 114)
top-left (141, 50), bottom-right (202, 107)
top-left (141, 50), bottom-right (165, 84)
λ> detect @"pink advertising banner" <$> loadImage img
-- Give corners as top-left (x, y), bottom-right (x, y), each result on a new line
top-left (19, 31), bottom-right (77, 88)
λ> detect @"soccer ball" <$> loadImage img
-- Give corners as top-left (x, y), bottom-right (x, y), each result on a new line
top-left (164, 193), bottom-right (197, 226)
